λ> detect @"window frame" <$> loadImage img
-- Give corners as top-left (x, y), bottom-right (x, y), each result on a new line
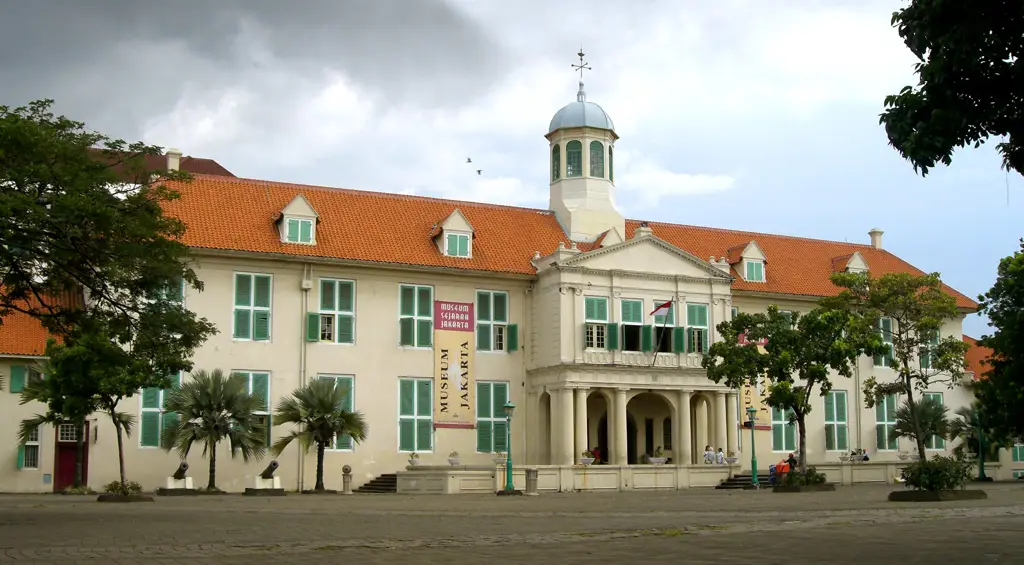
top-left (398, 378), bottom-right (433, 453)
top-left (398, 284), bottom-right (434, 349)
top-left (233, 272), bottom-right (273, 342)
top-left (285, 217), bottom-right (315, 244)
top-left (771, 406), bottom-right (796, 452)
top-left (234, 370), bottom-right (272, 447)
top-left (919, 331), bottom-right (939, 370)
top-left (686, 302), bottom-right (709, 354)
top-left (744, 260), bottom-right (765, 282)
top-left (139, 371), bottom-right (183, 449)
top-left (20, 426), bottom-right (40, 470)
top-left (476, 290), bottom-right (509, 353)
top-left (589, 140), bottom-right (604, 178)
top-left (653, 300), bottom-right (676, 354)
top-left (319, 374), bottom-right (356, 451)
top-left (875, 394), bottom-right (899, 451)
top-left (551, 144), bottom-right (561, 181)
top-left (824, 390), bottom-right (848, 452)
top-left (620, 298), bottom-right (644, 352)
top-left (318, 278), bottom-right (356, 345)
top-left (874, 317), bottom-right (894, 368)
top-left (923, 392), bottom-right (945, 450)
top-left (444, 231), bottom-right (471, 258)
top-left (475, 381), bottom-right (510, 453)
top-left (565, 140), bottom-right (583, 178)
top-left (584, 296), bottom-right (609, 350)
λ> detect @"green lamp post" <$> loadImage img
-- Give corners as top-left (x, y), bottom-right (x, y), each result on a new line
top-left (746, 406), bottom-right (759, 488)
top-left (975, 410), bottom-right (989, 481)
top-left (503, 400), bottom-right (516, 492)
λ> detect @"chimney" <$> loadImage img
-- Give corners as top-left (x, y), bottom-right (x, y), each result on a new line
top-left (868, 228), bottom-right (884, 250)
top-left (166, 148), bottom-right (182, 171)
top-left (634, 221), bottom-right (653, 239)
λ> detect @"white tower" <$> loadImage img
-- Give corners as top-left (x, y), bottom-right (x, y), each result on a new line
top-left (546, 50), bottom-right (624, 242)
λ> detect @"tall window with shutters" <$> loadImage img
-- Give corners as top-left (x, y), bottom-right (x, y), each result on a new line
top-left (584, 296), bottom-right (608, 349)
top-left (824, 391), bottom-right (848, 451)
top-left (874, 318), bottom-right (894, 367)
top-left (139, 372), bottom-right (182, 448)
top-left (923, 392), bottom-right (946, 450)
top-left (319, 375), bottom-right (355, 450)
top-left (620, 299), bottom-right (644, 351)
top-left (311, 278), bottom-right (355, 344)
top-left (398, 378), bottom-right (433, 452)
top-left (476, 382), bottom-right (509, 453)
top-left (233, 273), bottom-right (272, 341)
top-left (771, 406), bottom-right (796, 452)
top-left (399, 285), bottom-right (433, 348)
top-left (875, 394), bottom-right (898, 450)
top-left (685, 303), bottom-right (709, 354)
top-left (477, 290), bottom-right (509, 352)
top-left (234, 371), bottom-right (272, 446)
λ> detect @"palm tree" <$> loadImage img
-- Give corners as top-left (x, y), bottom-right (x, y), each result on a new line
top-left (161, 369), bottom-right (267, 491)
top-left (891, 395), bottom-right (950, 451)
top-left (949, 404), bottom-right (1008, 460)
top-left (272, 379), bottom-right (367, 492)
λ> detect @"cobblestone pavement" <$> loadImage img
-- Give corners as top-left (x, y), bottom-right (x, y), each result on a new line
top-left (1, 484), bottom-right (1023, 564)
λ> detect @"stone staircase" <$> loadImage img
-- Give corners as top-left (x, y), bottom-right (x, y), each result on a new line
top-left (716, 473), bottom-right (772, 490)
top-left (355, 473), bottom-right (397, 494)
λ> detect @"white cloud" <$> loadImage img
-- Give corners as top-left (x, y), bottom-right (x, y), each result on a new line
top-left (616, 157), bottom-right (736, 212)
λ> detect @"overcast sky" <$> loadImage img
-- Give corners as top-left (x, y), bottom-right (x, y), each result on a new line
top-left (1, 0), bottom-right (1019, 337)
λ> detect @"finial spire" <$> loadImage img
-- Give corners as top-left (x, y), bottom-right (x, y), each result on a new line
top-left (571, 47), bottom-right (591, 101)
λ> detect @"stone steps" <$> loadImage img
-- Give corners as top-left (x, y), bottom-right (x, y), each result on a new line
top-left (355, 473), bottom-right (398, 494)
top-left (716, 474), bottom-right (772, 490)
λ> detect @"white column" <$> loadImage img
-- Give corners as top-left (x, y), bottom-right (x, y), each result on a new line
top-left (614, 388), bottom-right (628, 465)
top-left (695, 396), bottom-right (708, 455)
top-left (559, 388), bottom-right (574, 465)
top-left (574, 388), bottom-right (589, 463)
top-left (726, 392), bottom-right (739, 456)
top-left (547, 391), bottom-right (558, 464)
top-left (677, 390), bottom-right (692, 464)
top-left (715, 392), bottom-right (728, 453)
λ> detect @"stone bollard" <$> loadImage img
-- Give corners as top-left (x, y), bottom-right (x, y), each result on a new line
top-left (342, 465), bottom-right (353, 495)
top-left (524, 468), bottom-right (539, 496)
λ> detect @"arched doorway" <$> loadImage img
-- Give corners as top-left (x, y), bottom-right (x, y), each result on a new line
top-left (599, 414), bottom-right (639, 464)
top-left (626, 392), bottom-right (674, 464)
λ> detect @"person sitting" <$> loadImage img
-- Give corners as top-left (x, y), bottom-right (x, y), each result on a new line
top-left (703, 446), bottom-right (714, 464)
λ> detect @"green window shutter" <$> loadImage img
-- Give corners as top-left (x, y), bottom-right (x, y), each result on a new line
top-left (584, 297), bottom-right (597, 320)
top-left (338, 281), bottom-right (354, 312)
top-left (233, 309), bottom-right (251, 339)
top-left (141, 412), bottom-right (161, 447)
top-left (772, 424), bottom-right (784, 451)
top-left (837, 424), bottom-right (848, 451)
top-left (306, 312), bottom-right (320, 342)
top-left (299, 220), bottom-right (312, 242)
top-left (493, 420), bottom-right (507, 452)
top-left (416, 380), bottom-right (432, 416)
top-left (416, 419), bottom-right (432, 451)
top-left (337, 315), bottom-right (354, 344)
top-left (161, 412), bottom-right (179, 447)
top-left (477, 323), bottom-right (492, 351)
top-left (416, 319), bottom-right (432, 347)
top-left (875, 401), bottom-right (885, 423)
top-left (672, 327), bottom-right (686, 353)
top-left (836, 392), bottom-right (847, 423)
top-left (416, 286), bottom-right (432, 317)
top-left (885, 396), bottom-right (897, 420)
top-left (446, 233), bottom-right (457, 255)
top-left (641, 325), bottom-right (654, 352)
top-left (235, 274), bottom-right (252, 306)
top-left (875, 424), bottom-right (886, 450)
top-left (337, 378), bottom-right (354, 449)
top-left (457, 235), bottom-right (468, 257)
top-left (701, 330), bottom-right (709, 353)
top-left (606, 323), bottom-right (619, 350)
top-left (168, 372), bottom-right (181, 389)
top-left (253, 275), bottom-right (271, 308)
top-left (476, 420), bottom-right (493, 452)
top-left (320, 280), bottom-right (336, 310)
top-left (685, 327), bottom-right (694, 353)
top-left (492, 382), bottom-right (508, 415)
top-left (399, 286), bottom-right (415, 316)
top-left (252, 373), bottom-right (270, 411)
top-left (142, 387), bottom-right (160, 409)
top-left (596, 298), bottom-right (608, 321)
top-left (493, 293), bottom-right (508, 323)
top-left (476, 383), bottom-right (491, 418)
top-left (622, 300), bottom-right (641, 324)
top-left (336, 433), bottom-right (353, 451)
top-left (9, 365), bottom-right (26, 394)
top-left (477, 291), bottom-right (492, 322)
top-left (784, 423), bottom-right (795, 451)
top-left (287, 219), bottom-right (299, 241)
top-left (399, 317), bottom-right (415, 346)
top-left (824, 394), bottom-right (835, 422)
top-left (399, 420), bottom-right (415, 451)
top-left (399, 380), bottom-right (415, 416)
top-left (507, 324), bottom-right (519, 352)
top-left (16, 445), bottom-right (25, 469)
top-left (825, 424), bottom-right (835, 451)
top-left (252, 311), bottom-right (270, 341)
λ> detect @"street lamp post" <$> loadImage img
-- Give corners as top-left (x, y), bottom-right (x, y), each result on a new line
top-left (976, 410), bottom-right (989, 481)
top-left (746, 406), bottom-right (759, 488)
top-left (503, 401), bottom-right (516, 492)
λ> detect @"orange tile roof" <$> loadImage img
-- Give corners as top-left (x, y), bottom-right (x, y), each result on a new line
top-left (0, 309), bottom-right (51, 357)
top-left (963, 335), bottom-right (993, 380)
top-left (163, 175), bottom-right (977, 309)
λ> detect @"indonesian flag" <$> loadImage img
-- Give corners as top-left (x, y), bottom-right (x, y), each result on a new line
top-left (650, 301), bottom-right (673, 316)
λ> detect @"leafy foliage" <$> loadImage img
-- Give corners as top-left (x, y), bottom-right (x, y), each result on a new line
top-left (162, 369), bottom-right (268, 490)
top-left (891, 395), bottom-right (950, 446)
top-left (974, 240), bottom-right (1024, 442)
top-left (899, 453), bottom-right (974, 492)
top-left (0, 99), bottom-right (202, 334)
top-left (272, 379), bottom-right (368, 491)
top-left (102, 480), bottom-right (143, 496)
top-left (827, 272), bottom-right (970, 460)
top-left (781, 466), bottom-right (828, 487)
top-left (948, 403), bottom-right (1009, 460)
top-left (880, 2), bottom-right (1024, 175)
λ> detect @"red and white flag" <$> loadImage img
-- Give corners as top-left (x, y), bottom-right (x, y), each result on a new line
top-left (649, 301), bottom-right (672, 317)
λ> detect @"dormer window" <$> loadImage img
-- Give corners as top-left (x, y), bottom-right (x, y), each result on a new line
top-left (445, 232), bottom-right (470, 258)
top-left (745, 260), bottom-right (765, 282)
top-left (286, 217), bottom-right (314, 244)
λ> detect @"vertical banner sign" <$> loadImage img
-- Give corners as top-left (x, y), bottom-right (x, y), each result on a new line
top-left (433, 301), bottom-right (475, 429)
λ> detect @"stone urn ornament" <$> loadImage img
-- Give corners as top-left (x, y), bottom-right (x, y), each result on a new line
top-left (579, 450), bottom-right (596, 466)
top-left (649, 446), bottom-right (667, 465)
top-left (447, 451), bottom-right (460, 466)
top-left (493, 452), bottom-right (507, 466)
top-left (408, 452), bottom-right (421, 467)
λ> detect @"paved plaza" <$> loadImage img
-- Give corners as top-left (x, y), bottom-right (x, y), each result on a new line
top-left (1, 483), bottom-right (1023, 564)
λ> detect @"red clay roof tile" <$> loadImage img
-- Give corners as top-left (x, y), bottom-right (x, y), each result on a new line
top-left (963, 335), bottom-right (993, 380)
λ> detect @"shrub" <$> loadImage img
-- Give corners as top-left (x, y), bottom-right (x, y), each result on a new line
top-left (102, 480), bottom-right (143, 496)
top-left (62, 485), bottom-right (96, 495)
top-left (900, 453), bottom-right (973, 491)
top-left (781, 466), bottom-right (828, 486)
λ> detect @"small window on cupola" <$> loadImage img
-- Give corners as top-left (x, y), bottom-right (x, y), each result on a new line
top-left (278, 194), bottom-right (319, 246)
top-left (436, 208), bottom-right (475, 259)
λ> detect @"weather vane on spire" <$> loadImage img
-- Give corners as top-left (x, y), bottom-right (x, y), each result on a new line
top-left (571, 48), bottom-right (591, 80)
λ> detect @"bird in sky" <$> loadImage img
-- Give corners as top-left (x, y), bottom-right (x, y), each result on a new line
top-left (466, 157), bottom-right (472, 163)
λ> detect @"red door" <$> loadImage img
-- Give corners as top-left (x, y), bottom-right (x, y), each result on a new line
top-left (54, 422), bottom-right (89, 491)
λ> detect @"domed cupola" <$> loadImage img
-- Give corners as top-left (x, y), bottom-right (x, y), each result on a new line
top-left (545, 50), bottom-right (623, 243)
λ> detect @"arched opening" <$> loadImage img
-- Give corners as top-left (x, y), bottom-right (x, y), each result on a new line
top-left (538, 392), bottom-right (551, 464)
top-left (691, 394), bottom-right (715, 464)
top-left (565, 140), bottom-right (583, 178)
top-left (626, 392), bottom-right (674, 464)
top-left (586, 392), bottom-right (610, 463)
top-left (551, 144), bottom-right (560, 182)
top-left (589, 140), bottom-right (604, 178)
top-left (608, 145), bottom-right (614, 182)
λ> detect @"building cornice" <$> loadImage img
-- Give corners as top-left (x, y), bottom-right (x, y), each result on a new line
top-left (559, 234), bottom-right (733, 281)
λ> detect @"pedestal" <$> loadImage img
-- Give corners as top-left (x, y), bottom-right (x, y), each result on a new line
top-left (243, 476), bottom-right (286, 496)
top-left (156, 477), bottom-right (198, 496)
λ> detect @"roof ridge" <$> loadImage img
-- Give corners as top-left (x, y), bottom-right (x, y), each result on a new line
top-left (630, 219), bottom-right (876, 249)
top-left (189, 174), bottom-right (558, 216)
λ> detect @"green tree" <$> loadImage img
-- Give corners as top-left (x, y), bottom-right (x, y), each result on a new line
top-left (271, 379), bottom-right (368, 492)
top-left (0, 99), bottom-right (200, 333)
top-left (161, 369), bottom-right (267, 491)
top-left (880, 2), bottom-right (1024, 176)
top-left (703, 306), bottom-right (881, 473)
top-left (827, 272), bottom-right (971, 460)
top-left (891, 396), bottom-right (949, 449)
top-left (973, 240), bottom-right (1024, 441)
top-left (948, 404), bottom-right (1009, 460)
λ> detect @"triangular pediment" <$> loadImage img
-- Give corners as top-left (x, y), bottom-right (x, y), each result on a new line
top-left (281, 194), bottom-right (319, 219)
top-left (560, 235), bottom-right (732, 280)
top-left (440, 208), bottom-right (474, 233)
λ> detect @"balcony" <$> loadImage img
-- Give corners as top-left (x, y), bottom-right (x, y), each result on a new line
top-left (581, 350), bottom-right (705, 369)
